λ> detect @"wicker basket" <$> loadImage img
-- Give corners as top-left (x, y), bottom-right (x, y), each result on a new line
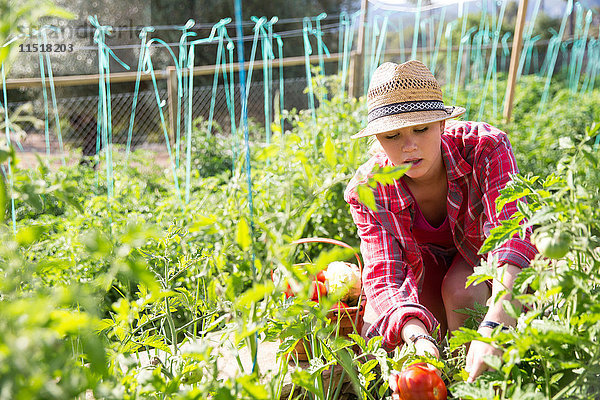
top-left (286, 237), bottom-right (365, 362)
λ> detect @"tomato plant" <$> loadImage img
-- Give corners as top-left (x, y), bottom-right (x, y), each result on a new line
top-left (397, 363), bottom-right (447, 400)
top-left (533, 230), bottom-right (571, 259)
top-left (310, 280), bottom-right (328, 301)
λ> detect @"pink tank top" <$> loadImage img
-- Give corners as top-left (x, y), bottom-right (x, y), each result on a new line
top-left (402, 181), bottom-right (454, 249)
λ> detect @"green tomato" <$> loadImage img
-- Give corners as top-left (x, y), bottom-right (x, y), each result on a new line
top-left (534, 231), bottom-right (571, 259)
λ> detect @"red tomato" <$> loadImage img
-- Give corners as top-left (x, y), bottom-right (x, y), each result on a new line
top-left (316, 270), bottom-right (326, 283)
top-left (310, 280), bottom-right (327, 301)
top-left (396, 363), bottom-right (447, 400)
top-left (330, 301), bottom-right (349, 311)
top-left (271, 269), bottom-right (295, 298)
top-left (285, 283), bottom-right (294, 298)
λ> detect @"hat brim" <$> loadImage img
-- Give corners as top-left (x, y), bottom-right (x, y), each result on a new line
top-left (351, 106), bottom-right (466, 139)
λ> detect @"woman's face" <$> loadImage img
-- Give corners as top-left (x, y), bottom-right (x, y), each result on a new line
top-left (375, 120), bottom-right (445, 182)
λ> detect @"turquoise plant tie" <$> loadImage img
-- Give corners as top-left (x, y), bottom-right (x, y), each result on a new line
top-left (302, 17), bottom-right (317, 127)
top-left (89, 16), bottom-right (131, 202)
top-left (1, 64), bottom-right (16, 234)
top-left (411, 0), bottom-right (423, 60)
top-left (452, 1), bottom-right (470, 105)
top-left (142, 37), bottom-right (183, 203)
top-left (431, 7), bottom-right (446, 75)
top-left (538, 0), bottom-right (573, 118)
top-left (476, 0), bottom-right (507, 121)
top-left (126, 27), bottom-right (154, 163)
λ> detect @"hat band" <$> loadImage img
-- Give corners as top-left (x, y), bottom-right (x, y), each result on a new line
top-left (367, 100), bottom-right (447, 123)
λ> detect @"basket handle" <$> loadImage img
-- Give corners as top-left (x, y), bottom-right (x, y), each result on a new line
top-left (291, 237), bottom-right (363, 272)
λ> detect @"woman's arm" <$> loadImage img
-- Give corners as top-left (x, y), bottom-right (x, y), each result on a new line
top-left (345, 187), bottom-right (439, 351)
top-left (466, 263), bottom-right (521, 382)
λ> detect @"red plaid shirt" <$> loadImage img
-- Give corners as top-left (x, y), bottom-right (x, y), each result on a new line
top-left (344, 121), bottom-right (538, 350)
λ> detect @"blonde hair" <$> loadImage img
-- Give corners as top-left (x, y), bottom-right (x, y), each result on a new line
top-left (368, 135), bottom-right (384, 156)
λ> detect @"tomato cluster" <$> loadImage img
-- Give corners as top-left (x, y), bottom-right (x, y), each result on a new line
top-left (396, 363), bottom-right (447, 400)
top-left (273, 268), bottom-right (349, 309)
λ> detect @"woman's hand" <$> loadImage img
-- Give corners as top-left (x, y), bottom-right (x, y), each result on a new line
top-left (389, 371), bottom-right (401, 400)
top-left (465, 330), bottom-right (502, 383)
top-left (414, 337), bottom-right (440, 359)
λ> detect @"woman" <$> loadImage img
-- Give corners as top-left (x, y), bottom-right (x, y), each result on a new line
top-left (343, 60), bottom-right (538, 384)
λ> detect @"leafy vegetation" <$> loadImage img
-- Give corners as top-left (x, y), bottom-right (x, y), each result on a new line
top-left (2, 7), bottom-right (600, 394)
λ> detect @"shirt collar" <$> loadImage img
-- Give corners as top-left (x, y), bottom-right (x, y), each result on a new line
top-left (440, 134), bottom-right (472, 181)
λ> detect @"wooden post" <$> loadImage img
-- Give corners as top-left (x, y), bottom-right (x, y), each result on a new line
top-left (349, 0), bottom-right (368, 99)
top-left (166, 66), bottom-right (177, 140)
top-left (503, 0), bottom-right (529, 123)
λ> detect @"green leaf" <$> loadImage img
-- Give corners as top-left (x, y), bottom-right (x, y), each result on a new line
top-left (139, 334), bottom-right (171, 354)
top-left (323, 135), bottom-right (337, 167)
top-left (236, 217), bottom-right (252, 251)
top-left (369, 164), bottom-right (410, 187)
top-left (235, 282), bottom-right (274, 307)
top-left (502, 300), bottom-right (521, 319)
top-left (291, 369), bottom-right (321, 396)
top-left (479, 218), bottom-right (523, 254)
top-left (15, 225), bottom-right (46, 246)
top-left (466, 264), bottom-right (496, 288)
top-left (357, 184), bottom-right (376, 211)
top-left (348, 333), bottom-right (366, 351)
top-left (255, 144), bottom-right (279, 161)
top-left (496, 181), bottom-right (531, 213)
top-left (366, 335), bottom-right (383, 353)
top-left (80, 331), bottom-right (109, 377)
top-left (360, 359), bottom-right (379, 375)
top-left (237, 375), bottom-right (270, 399)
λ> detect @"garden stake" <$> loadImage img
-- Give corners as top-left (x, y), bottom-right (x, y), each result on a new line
top-left (538, 0), bottom-right (573, 118)
top-left (362, 19), bottom-right (371, 96)
top-left (431, 7), bottom-right (446, 76)
top-left (126, 27), bottom-right (153, 164)
top-left (477, 0), bottom-right (507, 121)
top-left (517, 0), bottom-right (543, 80)
top-left (90, 16), bottom-right (131, 204)
top-left (398, 18), bottom-right (406, 63)
top-left (338, 12), bottom-right (347, 77)
top-left (419, 18), bottom-right (428, 67)
top-left (302, 18), bottom-right (317, 128)
top-left (36, 32), bottom-right (51, 162)
top-left (411, 0), bottom-right (422, 60)
top-left (452, 1), bottom-right (470, 105)
top-left (234, 0), bottom-right (258, 374)
top-left (39, 28), bottom-right (65, 166)
top-left (275, 34), bottom-right (285, 134)
top-left (174, 20), bottom-right (196, 169)
top-left (372, 14), bottom-right (389, 81)
top-left (444, 21), bottom-right (455, 88)
top-left (367, 16), bottom-right (380, 94)
top-left (567, 3), bottom-right (584, 94)
top-left (206, 22), bottom-right (226, 138)
top-left (142, 37), bottom-right (182, 203)
top-left (1, 63), bottom-right (16, 234)
top-left (571, 10), bottom-right (592, 95)
top-left (339, 12), bottom-right (349, 96)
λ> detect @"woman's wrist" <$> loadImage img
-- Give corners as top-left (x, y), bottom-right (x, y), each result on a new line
top-left (400, 318), bottom-right (430, 343)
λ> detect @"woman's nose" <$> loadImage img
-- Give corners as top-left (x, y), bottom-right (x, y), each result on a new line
top-left (402, 137), bottom-right (417, 152)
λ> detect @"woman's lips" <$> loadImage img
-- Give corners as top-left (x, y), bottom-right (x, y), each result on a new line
top-left (404, 158), bottom-right (422, 167)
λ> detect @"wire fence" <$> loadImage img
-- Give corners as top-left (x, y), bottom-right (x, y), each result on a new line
top-left (4, 76), bottom-right (311, 166)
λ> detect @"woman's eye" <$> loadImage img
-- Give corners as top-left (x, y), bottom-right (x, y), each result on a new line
top-left (414, 127), bottom-right (428, 133)
top-left (385, 134), bottom-right (399, 140)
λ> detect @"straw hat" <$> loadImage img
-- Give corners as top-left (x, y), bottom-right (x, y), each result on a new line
top-left (352, 60), bottom-right (465, 139)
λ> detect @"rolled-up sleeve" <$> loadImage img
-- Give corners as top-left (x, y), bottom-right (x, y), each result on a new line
top-left (346, 191), bottom-right (439, 351)
top-left (477, 134), bottom-right (538, 269)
